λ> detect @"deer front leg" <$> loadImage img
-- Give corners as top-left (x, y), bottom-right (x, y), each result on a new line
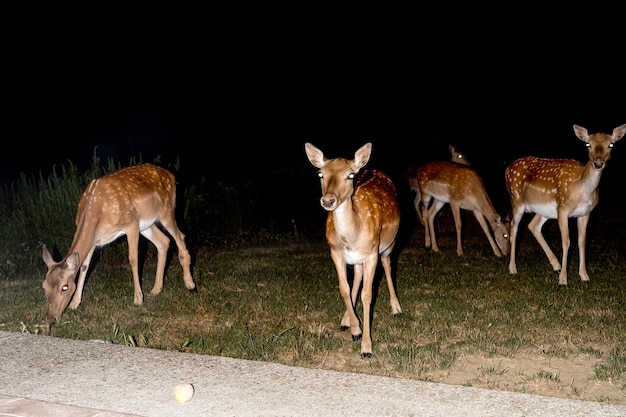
top-left (556, 213), bottom-right (571, 286)
top-left (342, 263), bottom-right (363, 329)
top-left (508, 209), bottom-right (525, 275)
top-left (577, 215), bottom-right (591, 282)
top-left (332, 251), bottom-right (361, 340)
top-left (360, 254), bottom-right (379, 358)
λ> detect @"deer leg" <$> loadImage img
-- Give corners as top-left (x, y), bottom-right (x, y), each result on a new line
top-left (450, 203), bottom-right (464, 256)
top-left (141, 225), bottom-right (170, 296)
top-left (69, 248), bottom-right (96, 309)
top-left (332, 250), bottom-right (361, 340)
top-left (528, 214), bottom-right (563, 277)
top-left (159, 218), bottom-right (195, 290)
top-left (125, 227), bottom-right (144, 305)
top-left (426, 200), bottom-right (445, 252)
top-left (421, 195), bottom-right (433, 248)
top-left (360, 254), bottom-right (379, 358)
top-left (508, 208), bottom-right (525, 274)
top-left (342, 263), bottom-right (363, 330)
top-left (413, 190), bottom-right (424, 226)
top-left (380, 248), bottom-right (401, 315)
top-left (472, 210), bottom-right (503, 257)
top-left (577, 215), bottom-right (590, 281)
top-left (555, 213), bottom-right (572, 285)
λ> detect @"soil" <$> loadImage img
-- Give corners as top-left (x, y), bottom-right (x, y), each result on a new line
top-left (320, 348), bottom-right (626, 406)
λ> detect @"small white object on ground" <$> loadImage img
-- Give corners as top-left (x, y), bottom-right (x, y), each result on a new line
top-left (173, 383), bottom-right (195, 403)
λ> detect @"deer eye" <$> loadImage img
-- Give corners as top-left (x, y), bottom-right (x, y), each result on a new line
top-left (609, 143), bottom-right (614, 149)
top-left (586, 143), bottom-right (591, 148)
top-left (317, 172), bottom-right (323, 179)
top-left (348, 173), bottom-right (355, 180)
top-left (61, 285), bottom-right (69, 292)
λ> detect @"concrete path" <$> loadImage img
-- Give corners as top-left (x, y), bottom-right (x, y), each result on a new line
top-left (1, 331), bottom-right (625, 417)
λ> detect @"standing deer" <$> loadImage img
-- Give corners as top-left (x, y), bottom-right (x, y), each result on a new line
top-left (505, 124), bottom-right (626, 285)
top-left (305, 142), bottom-right (401, 358)
top-left (42, 163), bottom-right (196, 324)
top-left (408, 161), bottom-right (510, 257)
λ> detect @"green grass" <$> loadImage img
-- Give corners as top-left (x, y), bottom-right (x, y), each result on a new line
top-left (3, 210), bottom-right (626, 385)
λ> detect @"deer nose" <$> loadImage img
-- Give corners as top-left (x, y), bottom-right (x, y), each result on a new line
top-left (592, 160), bottom-right (606, 170)
top-left (47, 313), bottom-right (59, 325)
top-left (320, 195), bottom-right (336, 210)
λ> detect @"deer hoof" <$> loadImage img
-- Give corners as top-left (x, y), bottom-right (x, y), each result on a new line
top-left (351, 333), bottom-right (362, 341)
top-left (361, 352), bottom-right (372, 359)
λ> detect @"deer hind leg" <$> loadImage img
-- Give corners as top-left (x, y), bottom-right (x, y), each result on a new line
top-left (577, 215), bottom-right (591, 281)
top-left (141, 224), bottom-right (170, 296)
top-left (69, 248), bottom-right (96, 309)
top-left (413, 190), bottom-right (424, 226)
top-left (426, 200), bottom-right (445, 252)
top-left (159, 217), bottom-right (195, 290)
top-left (126, 227), bottom-right (144, 305)
top-left (450, 203), bottom-right (465, 256)
top-left (528, 214), bottom-right (563, 275)
top-left (472, 210), bottom-right (503, 257)
top-left (380, 249), bottom-right (401, 315)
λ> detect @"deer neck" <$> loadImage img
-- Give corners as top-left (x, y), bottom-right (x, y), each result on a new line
top-left (329, 197), bottom-right (361, 239)
top-left (66, 216), bottom-right (100, 265)
top-left (580, 160), bottom-right (604, 194)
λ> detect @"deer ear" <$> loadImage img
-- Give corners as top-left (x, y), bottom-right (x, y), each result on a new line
top-left (612, 124), bottom-right (626, 142)
top-left (42, 245), bottom-right (55, 267)
top-left (65, 253), bottom-right (81, 272)
top-left (354, 143), bottom-right (372, 170)
top-left (573, 125), bottom-right (589, 142)
top-left (305, 143), bottom-right (325, 169)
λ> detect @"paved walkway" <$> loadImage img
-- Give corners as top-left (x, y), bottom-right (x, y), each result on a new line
top-left (1, 331), bottom-right (626, 417)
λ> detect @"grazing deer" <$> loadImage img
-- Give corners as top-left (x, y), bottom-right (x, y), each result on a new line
top-left (448, 144), bottom-right (471, 166)
top-left (408, 161), bottom-right (510, 257)
top-left (305, 142), bottom-right (401, 358)
top-left (42, 163), bottom-right (196, 324)
top-left (505, 124), bottom-right (626, 285)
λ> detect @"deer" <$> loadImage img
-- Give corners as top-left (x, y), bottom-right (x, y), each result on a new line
top-left (408, 160), bottom-right (510, 257)
top-left (448, 144), bottom-right (471, 166)
top-left (42, 163), bottom-right (196, 324)
top-left (304, 142), bottom-right (401, 358)
top-left (505, 124), bottom-right (626, 285)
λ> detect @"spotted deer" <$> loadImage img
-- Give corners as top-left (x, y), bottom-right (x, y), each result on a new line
top-left (505, 124), bottom-right (626, 285)
top-left (305, 142), bottom-right (401, 358)
top-left (408, 161), bottom-right (510, 257)
top-left (42, 163), bottom-right (196, 324)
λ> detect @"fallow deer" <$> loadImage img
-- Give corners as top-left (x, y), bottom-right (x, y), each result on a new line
top-left (305, 142), bottom-right (401, 358)
top-left (42, 163), bottom-right (196, 324)
top-left (408, 161), bottom-right (510, 257)
top-left (505, 124), bottom-right (626, 285)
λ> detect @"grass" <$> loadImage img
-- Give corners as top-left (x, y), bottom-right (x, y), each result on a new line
top-left (3, 208), bottom-right (626, 382)
top-left (3, 155), bottom-right (626, 404)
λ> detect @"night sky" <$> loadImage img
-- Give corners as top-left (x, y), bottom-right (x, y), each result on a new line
top-left (3, 4), bottom-right (625, 190)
